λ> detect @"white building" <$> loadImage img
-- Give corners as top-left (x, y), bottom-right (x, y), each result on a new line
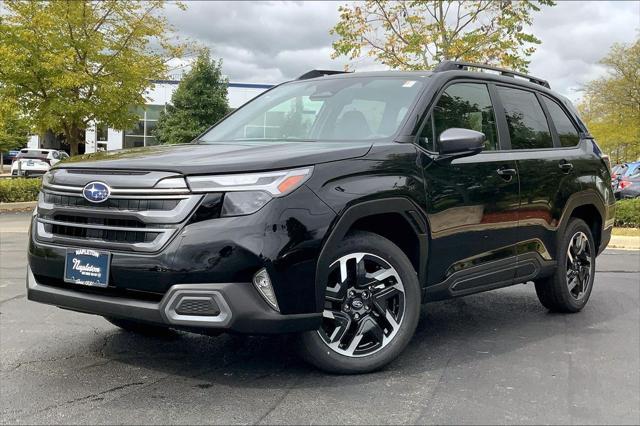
top-left (28, 80), bottom-right (273, 153)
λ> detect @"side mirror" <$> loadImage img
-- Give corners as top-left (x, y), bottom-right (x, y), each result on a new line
top-left (438, 128), bottom-right (486, 156)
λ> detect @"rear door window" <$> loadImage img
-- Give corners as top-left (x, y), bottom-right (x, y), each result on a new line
top-left (420, 83), bottom-right (499, 151)
top-left (542, 96), bottom-right (580, 147)
top-left (497, 86), bottom-right (553, 150)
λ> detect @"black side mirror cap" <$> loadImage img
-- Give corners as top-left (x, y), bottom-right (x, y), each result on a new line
top-left (438, 128), bottom-right (486, 156)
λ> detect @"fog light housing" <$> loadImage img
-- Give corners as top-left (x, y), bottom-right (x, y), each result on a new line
top-left (253, 268), bottom-right (280, 312)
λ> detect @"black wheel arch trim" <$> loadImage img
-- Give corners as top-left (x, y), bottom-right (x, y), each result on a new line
top-left (314, 197), bottom-right (429, 312)
top-left (557, 190), bottom-right (610, 254)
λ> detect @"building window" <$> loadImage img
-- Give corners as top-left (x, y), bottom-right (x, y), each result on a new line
top-left (123, 105), bottom-right (165, 148)
top-left (96, 124), bottom-right (108, 142)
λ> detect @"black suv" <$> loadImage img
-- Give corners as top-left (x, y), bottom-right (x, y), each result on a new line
top-left (27, 62), bottom-right (615, 374)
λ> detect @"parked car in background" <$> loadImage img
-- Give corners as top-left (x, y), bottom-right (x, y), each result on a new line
top-left (2, 150), bottom-right (22, 165)
top-left (616, 164), bottom-right (640, 199)
top-left (11, 149), bottom-right (69, 178)
top-left (612, 161), bottom-right (640, 199)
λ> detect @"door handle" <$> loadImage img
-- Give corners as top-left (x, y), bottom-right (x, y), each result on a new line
top-left (496, 167), bottom-right (517, 177)
top-left (559, 160), bottom-right (574, 173)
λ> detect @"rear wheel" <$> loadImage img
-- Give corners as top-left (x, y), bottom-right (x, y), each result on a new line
top-left (534, 218), bottom-right (596, 313)
top-left (299, 231), bottom-right (420, 374)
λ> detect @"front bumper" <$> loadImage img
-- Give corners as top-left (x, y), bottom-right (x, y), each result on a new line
top-left (12, 168), bottom-right (48, 177)
top-left (27, 266), bottom-right (320, 334)
top-left (29, 184), bottom-right (336, 315)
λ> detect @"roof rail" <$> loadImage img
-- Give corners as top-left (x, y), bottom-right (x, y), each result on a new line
top-left (296, 69), bottom-right (351, 80)
top-left (433, 60), bottom-right (550, 89)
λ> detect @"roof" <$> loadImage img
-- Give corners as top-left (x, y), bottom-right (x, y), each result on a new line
top-left (294, 62), bottom-right (551, 91)
top-left (297, 70), bottom-right (434, 80)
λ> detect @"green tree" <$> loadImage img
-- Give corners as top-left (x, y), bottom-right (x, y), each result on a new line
top-left (578, 39), bottom-right (640, 163)
top-left (0, 0), bottom-right (188, 155)
top-left (154, 50), bottom-right (229, 145)
top-left (0, 95), bottom-right (30, 171)
top-left (331, 0), bottom-right (554, 72)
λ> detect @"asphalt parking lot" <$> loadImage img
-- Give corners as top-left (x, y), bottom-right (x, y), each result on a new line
top-left (1, 212), bottom-right (639, 425)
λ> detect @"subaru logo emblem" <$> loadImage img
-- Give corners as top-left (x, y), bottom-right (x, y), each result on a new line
top-left (82, 181), bottom-right (110, 203)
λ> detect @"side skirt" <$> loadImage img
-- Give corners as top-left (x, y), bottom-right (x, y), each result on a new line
top-left (424, 252), bottom-right (556, 302)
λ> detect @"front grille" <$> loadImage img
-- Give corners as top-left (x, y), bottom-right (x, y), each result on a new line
top-left (52, 214), bottom-right (145, 228)
top-left (175, 298), bottom-right (221, 316)
top-left (42, 193), bottom-right (180, 211)
top-left (35, 172), bottom-right (203, 252)
top-left (46, 222), bottom-right (158, 243)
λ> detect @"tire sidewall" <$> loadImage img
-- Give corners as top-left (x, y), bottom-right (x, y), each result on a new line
top-left (300, 231), bottom-right (421, 374)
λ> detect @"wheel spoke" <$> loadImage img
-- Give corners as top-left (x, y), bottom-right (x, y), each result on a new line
top-left (344, 333), bottom-right (364, 356)
top-left (344, 317), bottom-right (384, 356)
top-left (355, 257), bottom-right (369, 288)
top-left (326, 258), bottom-right (350, 301)
top-left (372, 286), bottom-right (402, 312)
top-left (577, 234), bottom-right (587, 254)
top-left (322, 309), bottom-right (351, 344)
top-left (567, 246), bottom-right (575, 264)
top-left (567, 275), bottom-right (578, 291)
top-left (369, 267), bottom-right (395, 283)
top-left (579, 266), bottom-right (590, 287)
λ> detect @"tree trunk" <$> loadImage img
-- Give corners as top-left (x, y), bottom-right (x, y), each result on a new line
top-left (0, 152), bottom-right (4, 174)
top-left (69, 138), bottom-right (80, 156)
top-left (65, 125), bottom-right (84, 156)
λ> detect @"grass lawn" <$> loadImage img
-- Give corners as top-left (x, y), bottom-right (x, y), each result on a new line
top-left (612, 227), bottom-right (640, 237)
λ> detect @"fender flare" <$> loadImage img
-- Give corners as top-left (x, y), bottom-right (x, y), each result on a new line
top-left (556, 190), bottom-right (608, 252)
top-left (314, 197), bottom-right (429, 312)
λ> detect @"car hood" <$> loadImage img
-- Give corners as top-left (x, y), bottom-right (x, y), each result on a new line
top-left (57, 141), bottom-right (373, 175)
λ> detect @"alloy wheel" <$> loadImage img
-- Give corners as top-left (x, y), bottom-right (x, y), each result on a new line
top-left (566, 231), bottom-right (593, 300)
top-left (318, 252), bottom-right (405, 357)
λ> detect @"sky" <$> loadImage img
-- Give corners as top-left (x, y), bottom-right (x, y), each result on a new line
top-left (165, 1), bottom-right (639, 102)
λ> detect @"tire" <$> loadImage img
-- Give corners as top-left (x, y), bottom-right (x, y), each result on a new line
top-left (104, 317), bottom-right (174, 336)
top-left (298, 231), bottom-right (421, 374)
top-left (534, 218), bottom-right (596, 313)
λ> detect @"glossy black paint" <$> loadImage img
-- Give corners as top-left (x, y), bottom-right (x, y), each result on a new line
top-left (60, 140), bottom-right (372, 174)
top-left (28, 68), bottom-right (614, 333)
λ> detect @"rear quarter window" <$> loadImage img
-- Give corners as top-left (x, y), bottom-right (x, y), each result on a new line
top-left (542, 96), bottom-right (580, 147)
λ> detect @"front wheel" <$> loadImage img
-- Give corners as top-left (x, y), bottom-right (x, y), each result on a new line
top-left (298, 231), bottom-right (421, 374)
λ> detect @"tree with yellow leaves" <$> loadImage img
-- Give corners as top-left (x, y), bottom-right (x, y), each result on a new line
top-left (331, 0), bottom-right (555, 72)
top-left (578, 39), bottom-right (640, 164)
top-left (0, 1), bottom-right (189, 155)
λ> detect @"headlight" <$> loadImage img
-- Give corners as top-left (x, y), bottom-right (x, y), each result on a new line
top-left (186, 167), bottom-right (313, 196)
top-left (42, 171), bottom-right (53, 186)
top-left (187, 167), bottom-right (313, 217)
top-left (222, 191), bottom-right (272, 216)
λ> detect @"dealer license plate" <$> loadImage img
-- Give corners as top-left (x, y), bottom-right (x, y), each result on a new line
top-left (64, 248), bottom-right (110, 287)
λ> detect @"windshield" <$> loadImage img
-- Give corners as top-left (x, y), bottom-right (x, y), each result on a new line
top-left (199, 76), bottom-right (427, 143)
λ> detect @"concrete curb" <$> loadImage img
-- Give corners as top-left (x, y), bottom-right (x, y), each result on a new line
top-left (0, 201), bottom-right (37, 212)
top-left (609, 235), bottom-right (640, 250)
